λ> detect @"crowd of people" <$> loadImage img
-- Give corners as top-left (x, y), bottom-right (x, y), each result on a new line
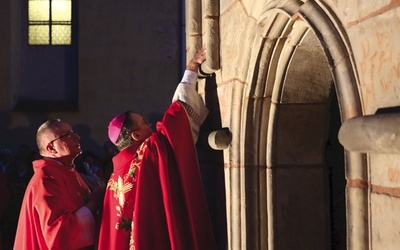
top-left (0, 46), bottom-right (217, 250)
top-left (0, 142), bottom-right (118, 250)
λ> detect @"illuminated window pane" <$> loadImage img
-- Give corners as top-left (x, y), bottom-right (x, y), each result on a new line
top-left (52, 0), bottom-right (71, 21)
top-left (28, 0), bottom-right (72, 45)
top-left (29, 1), bottom-right (50, 21)
top-left (29, 25), bottom-right (50, 45)
top-left (52, 25), bottom-right (71, 45)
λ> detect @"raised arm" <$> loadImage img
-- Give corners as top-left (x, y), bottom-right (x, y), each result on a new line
top-left (172, 46), bottom-right (209, 143)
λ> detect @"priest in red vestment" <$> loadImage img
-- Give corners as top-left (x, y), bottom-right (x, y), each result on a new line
top-left (13, 120), bottom-right (105, 250)
top-left (98, 46), bottom-right (217, 250)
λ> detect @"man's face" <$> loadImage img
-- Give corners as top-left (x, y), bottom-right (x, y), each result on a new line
top-left (130, 113), bottom-right (153, 142)
top-left (48, 122), bottom-right (82, 159)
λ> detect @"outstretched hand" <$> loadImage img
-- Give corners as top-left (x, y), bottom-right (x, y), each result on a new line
top-left (186, 45), bottom-right (206, 72)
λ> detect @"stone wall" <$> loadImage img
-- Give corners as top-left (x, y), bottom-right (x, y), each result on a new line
top-left (194, 0), bottom-right (400, 249)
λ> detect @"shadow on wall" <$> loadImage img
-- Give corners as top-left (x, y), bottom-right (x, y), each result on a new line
top-left (0, 111), bottom-right (42, 152)
top-left (0, 112), bottom-right (103, 158)
top-left (73, 123), bottom-right (103, 157)
top-left (196, 74), bottom-right (228, 250)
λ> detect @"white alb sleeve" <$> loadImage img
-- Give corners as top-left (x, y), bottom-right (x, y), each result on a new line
top-left (172, 70), bottom-right (209, 143)
top-left (73, 206), bottom-right (96, 247)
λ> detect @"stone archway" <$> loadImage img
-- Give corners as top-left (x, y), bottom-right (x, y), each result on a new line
top-left (231, 1), bottom-right (368, 249)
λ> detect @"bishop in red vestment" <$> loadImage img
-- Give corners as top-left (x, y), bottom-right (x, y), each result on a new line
top-left (98, 46), bottom-right (217, 250)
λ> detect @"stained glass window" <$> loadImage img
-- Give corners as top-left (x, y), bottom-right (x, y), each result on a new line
top-left (28, 0), bottom-right (72, 45)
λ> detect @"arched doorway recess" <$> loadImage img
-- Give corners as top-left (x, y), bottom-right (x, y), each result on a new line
top-left (229, 0), bottom-right (368, 249)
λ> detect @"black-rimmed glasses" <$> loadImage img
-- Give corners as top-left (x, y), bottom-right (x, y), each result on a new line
top-left (49, 131), bottom-right (76, 145)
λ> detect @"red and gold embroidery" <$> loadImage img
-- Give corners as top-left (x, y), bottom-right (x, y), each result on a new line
top-left (106, 139), bottom-right (148, 234)
top-left (129, 139), bottom-right (148, 249)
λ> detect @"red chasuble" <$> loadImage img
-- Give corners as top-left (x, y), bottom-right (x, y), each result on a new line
top-left (98, 144), bottom-right (141, 250)
top-left (98, 101), bottom-right (217, 250)
top-left (14, 159), bottom-right (95, 250)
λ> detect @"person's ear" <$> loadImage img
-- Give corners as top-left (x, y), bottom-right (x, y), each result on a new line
top-left (131, 131), bottom-right (140, 142)
top-left (46, 143), bottom-right (57, 154)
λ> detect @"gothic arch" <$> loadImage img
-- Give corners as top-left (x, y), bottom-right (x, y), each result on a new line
top-left (233, 0), bottom-right (368, 249)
